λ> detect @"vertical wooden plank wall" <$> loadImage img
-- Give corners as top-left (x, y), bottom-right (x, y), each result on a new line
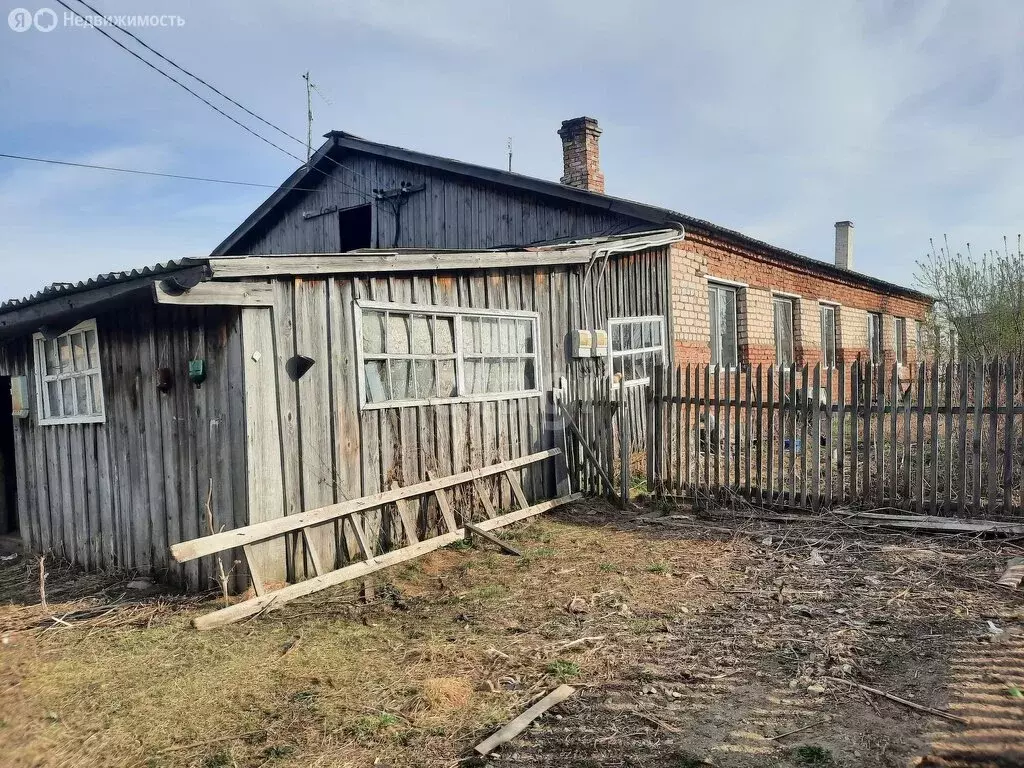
top-left (0, 304), bottom-right (247, 590)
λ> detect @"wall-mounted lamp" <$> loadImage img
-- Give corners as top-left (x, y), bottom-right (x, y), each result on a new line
top-left (188, 359), bottom-right (207, 388)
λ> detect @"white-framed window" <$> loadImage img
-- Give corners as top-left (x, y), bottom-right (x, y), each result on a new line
top-left (356, 301), bottom-right (540, 408)
top-left (820, 304), bottom-right (837, 368)
top-left (708, 282), bottom-right (738, 368)
top-left (32, 319), bottom-right (105, 425)
top-left (894, 317), bottom-right (906, 364)
top-left (868, 312), bottom-right (883, 363)
top-left (608, 315), bottom-right (666, 387)
top-left (773, 296), bottom-right (796, 368)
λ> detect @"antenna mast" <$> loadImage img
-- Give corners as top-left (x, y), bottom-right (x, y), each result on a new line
top-left (303, 71), bottom-right (313, 163)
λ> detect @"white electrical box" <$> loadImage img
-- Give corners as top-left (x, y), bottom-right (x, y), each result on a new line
top-left (571, 329), bottom-right (593, 357)
top-left (593, 329), bottom-right (608, 358)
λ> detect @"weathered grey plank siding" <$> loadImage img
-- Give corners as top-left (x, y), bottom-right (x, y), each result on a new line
top-left (0, 304), bottom-right (246, 590)
top-left (232, 154), bottom-right (639, 255)
top-left (239, 248), bottom-right (671, 571)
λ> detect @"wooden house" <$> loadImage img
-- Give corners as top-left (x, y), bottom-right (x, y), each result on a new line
top-left (0, 116), bottom-right (930, 587)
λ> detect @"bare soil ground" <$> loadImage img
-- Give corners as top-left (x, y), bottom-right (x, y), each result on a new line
top-left (1, 499), bottom-right (1023, 768)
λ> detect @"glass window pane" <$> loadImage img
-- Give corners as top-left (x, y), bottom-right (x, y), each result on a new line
top-left (523, 358), bottom-right (536, 390)
top-left (437, 360), bottom-right (457, 397)
top-left (630, 323), bottom-right (642, 349)
top-left (517, 320), bottom-right (533, 353)
top-left (723, 289), bottom-right (737, 366)
top-left (463, 317), bottom-right (479, 354)
top-left (362, 311), bottom-right (385, 354)
top-left (71, 333), bottom-right (88, 372)
top-left (57, 337), bottom-right (72, 374)
top-left (612, 324), bottom-right (623, 352)
top-left (47, 381), bottom-right (62, 418)
top-left (465, 360), bottom-right (484, 394)
top-left (498, 319), bottom-right (513, 354)
top-left (43, 339), bottom-right (59, 376)
top-left (75, 377), bottom-right (89, 413)
top-left (411, 315), bottom-right (431, 353)
top-left (642, 321), bottom-right (653, 347)
top-left (364, 360), bottom-right (389, 403)
top-left (387, 314), bottom-right (410, 354)
top-left (434, 317), bottom-right (454, 354)
top-left (61, 379), bottom-right (74, 416)
top-left (414, 360), bottom-right (436, 399)
top-left (476, 317), bottom-right (498, 354)
top-left (390, 359), bottom-right (414, 399)
top-left (85, 329), bottom-right (99, 369)
top-left (708, 289), bottom-right (720, 365)
top-left (486, 358), bottom-right (502, 393)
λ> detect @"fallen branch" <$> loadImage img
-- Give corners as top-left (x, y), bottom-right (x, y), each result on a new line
top-left (156, 729), bottom-right (266, 754)
top-left (767, 719), bottom-right (825, 741)
top-left (474, 684), bottom-right (576, 755)
top-left (631, 710), bottom-right (681, 733)
top-left (825, 677), bottom-right (966, 724)
top-left (550, 636), bottom-right (605, 653)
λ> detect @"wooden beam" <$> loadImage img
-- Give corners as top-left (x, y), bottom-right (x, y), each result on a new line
top-left (474, 685), bottom-right (577, 755)
top-left (207, 250), bottom-right (599, 279)
top-left (153, 280), bottom-right (272, 307)
top-left (171, 448), bottom-right (562, 562)
top-left (465, 523), bottom-right (522, 556)
top-left (473, 478), bottom-right (498, 519)
top-left (426, 470), bottom-right (459, 533)
top-left (558, 403), bottom-right (630, 509)
top-left (192, 493), bottom-right (581, 630)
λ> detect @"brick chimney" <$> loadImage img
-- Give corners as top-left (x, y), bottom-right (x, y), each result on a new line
top-left (834, 220), bottom-right (854, 270)
top-left (558, 116), bottom-right (604, 194)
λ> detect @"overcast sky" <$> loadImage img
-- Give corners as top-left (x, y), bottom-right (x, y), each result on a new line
top-left (1, 0), bottom-right (1022, 303)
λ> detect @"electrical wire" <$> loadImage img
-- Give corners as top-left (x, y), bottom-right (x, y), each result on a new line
top-left (53, 0), bottom-right (388, 212)
top-left (60, 0), bottom-right (387, 208)
top-left (0, 151), bottom-right (321, 190)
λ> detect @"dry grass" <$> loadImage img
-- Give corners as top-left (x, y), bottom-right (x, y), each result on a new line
top-left (0, 510), bottom-right (740, 768)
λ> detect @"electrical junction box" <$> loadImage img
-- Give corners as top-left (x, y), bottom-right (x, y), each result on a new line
top-left (571, 329), bottom-right (593, 358)
top-left (10, 376), bottom-right (29, 418)
top-left (592, 329), bottom-right (608, 358)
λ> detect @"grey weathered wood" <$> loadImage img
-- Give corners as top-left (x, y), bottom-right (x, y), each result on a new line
top-left (971, 362), bottom-right (985, 516)
top-left (743, 366), bottom-right (751, 498)
top-left (987, 359), bottom-right (1000, 515)
top-left (153, 280), bottom-right (273, 307)
top-left (956, 361), bottom-right (969, 516)
top-left (242, 544), bottom-right (266, 596)
top-left (862, 363), bottom-right (872, 503)
top-left (474, 685), bottom-right (577, 755)
top-left (850, 363), bottom-right (860, 501)
top-left (929, 360), bottom-right (940, 515)
top-left (915, 362), bottom-right (927, 513)
top-left (1004, 358), bottom-right (1016, 516)
top-left (755, 365), bottom-right (763, 504)
top-left (836, 362), bottom-right (846, 504)
top-left (464, 523), bottom-right (521, 556)
top-left (799, 364), bottom-right (809, 506)
top-left (889, 364), bottom-right (898, 507)
top-left (811, 364), bottom-right (821, 511)
top-left (722, 365), bottom-right (730, 492)
top-left (766, 365), bottom-right (775, 503)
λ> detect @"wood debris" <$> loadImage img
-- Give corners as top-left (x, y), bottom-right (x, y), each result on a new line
top-left (474, 684), bottom-right (577, 755)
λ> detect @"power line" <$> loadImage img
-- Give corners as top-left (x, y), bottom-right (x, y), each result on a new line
top-left (61, 0), bottom-right (384, 203)
top-left (0, 152), bottom-right (322, 191)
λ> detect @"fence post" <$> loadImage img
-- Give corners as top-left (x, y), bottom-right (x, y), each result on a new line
top-left (618, 375), bottom-right (629, 510)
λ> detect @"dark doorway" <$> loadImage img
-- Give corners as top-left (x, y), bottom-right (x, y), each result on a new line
top-left (0, 377), bottom-right (17, 535)
top-left (338, 204), bottom-right (372, 252)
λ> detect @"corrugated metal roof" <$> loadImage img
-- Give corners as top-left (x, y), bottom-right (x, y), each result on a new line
top-left (0, 258), bottom-right (208, 313)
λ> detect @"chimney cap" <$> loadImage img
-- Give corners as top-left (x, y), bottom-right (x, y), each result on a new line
top-left (558, 116), bottom-right (602, 137)
top-left (835, 220), bottom-right (854, 228)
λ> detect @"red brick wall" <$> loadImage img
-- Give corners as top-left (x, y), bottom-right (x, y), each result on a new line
top-left (669, 231), bottom-right (931, 373)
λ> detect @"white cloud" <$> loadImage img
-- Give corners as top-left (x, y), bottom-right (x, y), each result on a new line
top-left (1, 0), bottom-right (1022, 302)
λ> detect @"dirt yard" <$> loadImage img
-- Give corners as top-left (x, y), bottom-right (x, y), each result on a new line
top-left (2, 500), bottom-right (1023, 768)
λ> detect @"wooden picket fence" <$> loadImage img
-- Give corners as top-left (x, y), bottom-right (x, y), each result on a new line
top-left (631, 358), bottom-right (1024, 518)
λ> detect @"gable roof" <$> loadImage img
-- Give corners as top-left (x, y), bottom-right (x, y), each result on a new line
top-left (212, 130), bottom-right (929, 303)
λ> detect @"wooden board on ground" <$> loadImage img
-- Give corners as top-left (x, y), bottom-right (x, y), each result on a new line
top-left (474, 684), bottom-right (577, 755)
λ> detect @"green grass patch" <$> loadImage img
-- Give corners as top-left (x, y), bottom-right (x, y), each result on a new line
top-left (545, 659), bottom-right (581, 681)
top-left (646, 562), bottom-right (670, 574)
top-left (793, 744), bottom-right (834, 767)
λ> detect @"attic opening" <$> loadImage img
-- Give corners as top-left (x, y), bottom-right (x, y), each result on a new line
top-left (338, 204), bottom-right (372, 252)
top-left (0, 376), bottom-right (17, 536)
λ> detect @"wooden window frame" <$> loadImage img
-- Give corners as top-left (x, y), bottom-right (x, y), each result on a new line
top-left (607, 315), bottom-right (667, 388)
top-left (868, 312), bottom-right (883, 364)
top-left (820, 303), bottom-right (838, 369)
top-left (894, 317), bottom-right (906, 364)
top-left (354, 300), bottom-right (542, 409)
top-left (708, 282), bottom-right (739, 370)
top-left (32, 319), bottom-right (106, 426)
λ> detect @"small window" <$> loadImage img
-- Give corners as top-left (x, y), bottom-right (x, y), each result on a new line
top-left (608, 316), bottom-right (666, 387)
top-left (33, 319), bottom-right (105, 425)
top-left (708, 283), bottom-right (738, 368)
top-left (357, 302), bottom-right (540, 408)
top-left (338, 204), bottom-right (372, 252)
top-left (773, 296), bottom-right (796, 368)
top-left (894, 317), bottom-right (906, 364)
top-left (868, 313), bottom-right (883, 364)
top-left (820, 304), bottom-right (837, 368)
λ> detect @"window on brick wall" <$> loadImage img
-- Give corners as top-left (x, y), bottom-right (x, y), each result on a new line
top-left (773, 297), bottom-right (795, 368)
top-left (820, 304), bottom-right (837, 368)
top-left (708, 283), bottom-right (738, 368)
top-left (894, 317), bottom-right (906, 364)
top-left (868, 313), bottom-right (883, 364)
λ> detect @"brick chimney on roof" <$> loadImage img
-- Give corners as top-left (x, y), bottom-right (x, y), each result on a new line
top-left (834, 220), bottom-right (854, 270)
top-left (558, 116), bottom-right (604, 194)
